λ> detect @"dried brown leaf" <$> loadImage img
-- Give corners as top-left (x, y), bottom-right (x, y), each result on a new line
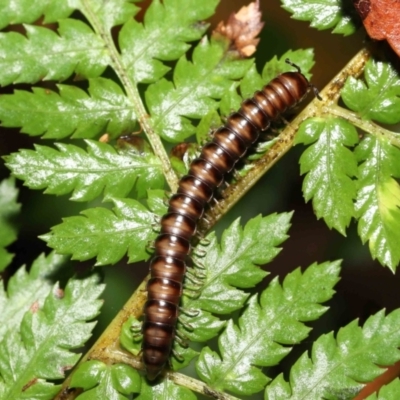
top-left (213, 0), bottom-right (264, 57)
top-left (354, 0), bottom-right (400, 58)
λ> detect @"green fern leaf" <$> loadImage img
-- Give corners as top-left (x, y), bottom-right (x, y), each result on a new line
top-left (0, 177), bottom-right (20, 272)
top-left (0, 0), bottom-right (72, 29)
top-left (79, 0), bottom-right (140, 31)
top-left (0, 0), bottom-right (47, 29)
top-left (0, 19), bottom-right (109, 85)
top-left (191, 213), bottom-right (292, 315)
top-left (170, 345), bottom-right (200, 372)
top-left (146, 189), bottom-right (168, 215)
top-left (178, 308), bottom-right (226, 343)
top-left (146, 37), bottom-right (253, 142)
top-left (281, 0), bottom-right (357, 35)
top-left (0, 274), bottom-right (104, 400)
top-left (40, 198), bottom-right (158, 265)
top-left (5, 140), bottom-right (163, 201)
top-left (136, 378), bottom-right (196, 400)
top-left (239, 64), bottom-right (264, 102)
top-left (120, 316), bottom-right (142, 356)
top-left (70, 360), bottom-right (141, 400)
top-left (266, 309), bottom-right (400, 399)
top-left (0, 252), bottom-right (67, 342)
top-left (196, 260), bottom-right (341, 396)
top-left (355, 136), bottom-right (400, 271)
top-left (0, 78), bottom-right (136, 139)
top-left (120, 0), bottom-right (218, 83)
top-left (219, 82), bottom-right (242, 118)
top-left (195, 110), bottom-right (222, 144)
top-left (295, 117), bottom-right (359, 235)
top-left (366, 378), bottom-right (400, 399)
top-left (341, 60), bottom-right (400, 124)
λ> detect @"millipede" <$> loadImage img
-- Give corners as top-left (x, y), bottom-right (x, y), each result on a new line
top-left (142, 59), bottom-right (317, 380)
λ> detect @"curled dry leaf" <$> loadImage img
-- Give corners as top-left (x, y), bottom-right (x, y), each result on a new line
top-left (354, 0), bottom-right (400, 57)
top-left (212, 0), bottom-right (264, 57)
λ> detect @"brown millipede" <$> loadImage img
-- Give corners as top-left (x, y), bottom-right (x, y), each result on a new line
top-left (142, 59), bottom-right (315, 380)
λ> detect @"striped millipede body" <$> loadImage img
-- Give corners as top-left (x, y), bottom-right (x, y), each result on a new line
top-left (142, 60), bottom-right (313, 380)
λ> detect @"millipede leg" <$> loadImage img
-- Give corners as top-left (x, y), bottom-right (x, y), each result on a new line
top-left (178, 319), bottom-right (195, 331)
top-left (183, 288), bottom-right (201, 299)
top-left (184, 271), bottom-right (203, 285)
top-left (172, 349), bottom-right (185, 362)
top-left (179, 307), bottom-right (200, 318)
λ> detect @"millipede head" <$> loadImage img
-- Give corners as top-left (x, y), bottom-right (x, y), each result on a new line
top-left (285, 58), bottom-right (322, 101)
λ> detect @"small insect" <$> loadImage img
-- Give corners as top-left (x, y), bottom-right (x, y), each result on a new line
top-left (142, 59), bottom-right (316, 380)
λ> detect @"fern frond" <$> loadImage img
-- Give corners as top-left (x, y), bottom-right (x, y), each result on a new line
top-left (341, 60), bottom-right (400, 125)
top-left (0, 274), bottom-right (104, 400)
top-left (79, 0), bottom-right (140, 31)
top-left (0, 252), bottom-right (67, 342)
top-left (295, 117), bottom-right (359, 235)
top-left (280, 0), bottom-right (358, 35)
top-left (40, 198), bottom-right (159, 265)
top-left (196, 260), bottom-right (341, 396)
top-left (190, 213), bottom-right (292, 315)
top-left (0, 0), bottom-right (72, 30)
top-left (355, 135), bottom-right (400, 271)
top-left (5, 140), bottom-right (163, 201)
top-left (0, 19), bottom-right (109, 85)
top-left (266, 309), bottom-right (400, 399)
top-left (146, 37), bottom-right (253, 142)
top-left (0, 78), bottom-right (136, 139)
top-left (70, 360), bottom-right (141, 399)
top-left (119, 0), bottom-right (218, 83)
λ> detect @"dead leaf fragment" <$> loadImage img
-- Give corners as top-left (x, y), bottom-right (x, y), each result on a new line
top-left (213, 0), bottom-right (264, 57)
top-left (354, 0), bottom-right (400, 57)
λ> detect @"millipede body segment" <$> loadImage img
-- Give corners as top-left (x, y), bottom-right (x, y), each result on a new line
top-left (142, 63), bottom-right (312, 380)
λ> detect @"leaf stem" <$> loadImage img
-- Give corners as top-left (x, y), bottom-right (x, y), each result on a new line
top-left (169, 372), bottom-right (241, 400)
top-left (80, 0), bottom-right (179, 191)
top-left (326, 104), bottom-right (400, 148)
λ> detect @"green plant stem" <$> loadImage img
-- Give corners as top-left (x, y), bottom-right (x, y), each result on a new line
top-left (80, 0), bottom-right (179, 191)
top-left (169, 372), bottom-right (240, 400)
top-left (327, 104), bottom-right (400, 148)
